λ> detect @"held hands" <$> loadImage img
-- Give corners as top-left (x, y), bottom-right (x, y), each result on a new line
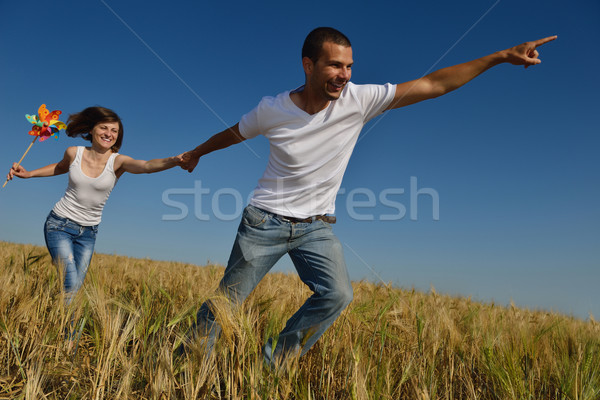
top-left (180, 150), bottom-right (200, 173)
top-left (503, 36), bottom-right (557, 68)
top-left (6, 163), bottom-right (30, 182)
top-left (172, 153), bottom-right (185, 166)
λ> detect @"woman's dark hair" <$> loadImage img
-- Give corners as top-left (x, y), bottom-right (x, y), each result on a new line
top-left (66, 106), bottom-right (124, 152)
top-left (302, 27), bottom-right (352, 63)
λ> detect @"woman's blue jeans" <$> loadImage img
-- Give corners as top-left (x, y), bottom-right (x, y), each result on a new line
top-left (188, 205), bottom-right (353, 365)
top-left (44, 211), bottom-right (97, 304)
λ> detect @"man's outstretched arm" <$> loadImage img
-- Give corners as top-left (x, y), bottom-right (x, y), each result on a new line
top-left (180, 123), bottom-right (246, 173)
top-left (386, 35), bottom-right (557, 110)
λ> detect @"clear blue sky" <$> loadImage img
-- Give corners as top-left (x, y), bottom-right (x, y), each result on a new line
top-left (1, 0), bottom-right (598, 319)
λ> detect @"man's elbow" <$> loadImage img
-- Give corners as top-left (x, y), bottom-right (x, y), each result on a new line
top-left (430, 80), bottom-right (452, 98)
top-left (416, 77), bottom-right (448, 101)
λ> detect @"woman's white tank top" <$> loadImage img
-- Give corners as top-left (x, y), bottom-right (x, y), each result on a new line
top-left (52, 146), bottom-right (119, 226)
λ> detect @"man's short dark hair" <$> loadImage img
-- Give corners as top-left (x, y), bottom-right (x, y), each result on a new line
top-left (302, 27), bottom-right (351, 63)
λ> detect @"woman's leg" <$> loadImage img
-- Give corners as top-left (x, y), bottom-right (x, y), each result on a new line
top-left (71, 225), bottom-right (97, 296)
top-left (44, 213), bottom-right (78, 304)
top-left (44, 212), bottom-right (97, 304)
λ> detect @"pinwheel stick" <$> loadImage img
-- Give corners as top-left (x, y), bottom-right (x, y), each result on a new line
top-left (2, 136), bottom-right (38, 188)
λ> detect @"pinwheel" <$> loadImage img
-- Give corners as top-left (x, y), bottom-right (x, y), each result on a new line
top-left (26, 104), bottom-right (66, 141)
top-left (2, 104), bottom-right (66, 188)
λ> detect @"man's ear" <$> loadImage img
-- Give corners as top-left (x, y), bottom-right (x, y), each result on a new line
top-left (302, 56), bottom-right (314, 75)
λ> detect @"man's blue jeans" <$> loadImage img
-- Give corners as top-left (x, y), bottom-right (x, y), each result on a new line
top-left (44, 211), bottom-right (97, 304)
top-left (189, 205), bottom-right (353, 364)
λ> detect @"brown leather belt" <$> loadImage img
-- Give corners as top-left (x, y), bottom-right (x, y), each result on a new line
top-left (279, 214), bottom-right (336, 224)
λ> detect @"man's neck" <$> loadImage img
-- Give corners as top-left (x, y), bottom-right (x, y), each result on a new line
top-left (290, 86), bottom-right (330, 115)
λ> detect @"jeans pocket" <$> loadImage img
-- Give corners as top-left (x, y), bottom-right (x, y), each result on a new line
top-left (45, 222), bottom-right (62, 231)
top-left (242, 205), bottom-right (268, 227)
top-left (45, 214), bottom-right (65, 231)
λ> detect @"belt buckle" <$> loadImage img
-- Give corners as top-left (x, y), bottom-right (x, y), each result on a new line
top-left (280, 215), bottom-right (309, 223)
top-left (279, 215), bottom-right (296, 223)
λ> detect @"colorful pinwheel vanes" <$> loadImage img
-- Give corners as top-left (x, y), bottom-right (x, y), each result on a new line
top-left (25, 104), bottom-right (66, 141)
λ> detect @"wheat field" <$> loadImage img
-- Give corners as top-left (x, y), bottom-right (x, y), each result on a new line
top-left (0, 240), bottom-right (598, 399)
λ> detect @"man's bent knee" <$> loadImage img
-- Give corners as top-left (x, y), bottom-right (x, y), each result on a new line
top-left (330, 282), bottom-right (353, 312)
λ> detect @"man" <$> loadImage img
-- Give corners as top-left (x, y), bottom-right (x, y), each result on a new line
top-left (179, 27), bottom-right (556, 364)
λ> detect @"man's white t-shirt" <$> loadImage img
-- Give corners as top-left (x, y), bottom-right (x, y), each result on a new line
top-left (239, 82), bottom-right (396, 219)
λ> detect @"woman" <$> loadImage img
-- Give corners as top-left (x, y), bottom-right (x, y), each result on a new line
top-left (6, 106), bottom-right (183, 304)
